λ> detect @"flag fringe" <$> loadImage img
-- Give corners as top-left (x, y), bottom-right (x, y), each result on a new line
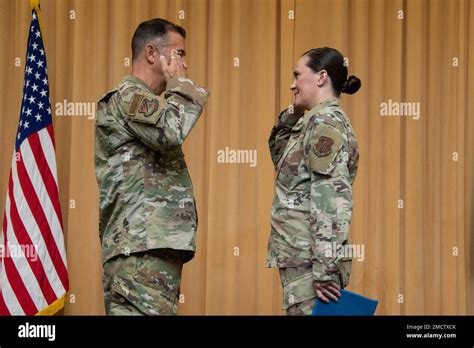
top-left (36, 294), bottom-right (66, 316)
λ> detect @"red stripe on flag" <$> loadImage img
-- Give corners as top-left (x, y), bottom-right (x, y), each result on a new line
top-left (28, 130), bottom-right (64, 230)
top-left (3, 178), bottom-right (37, 314)
top-left (7, 171), bottom-right (57, 306)
top-left (46, 123), bottom-right (56, 148)
top-left (0, 213), bottom-right (12, 316)
top-left (0, 291), bottom-right (12, 315)
top-left (3, 255), bottom-right (36, 315)
top-left (16, 147), bottom-right (68, 291)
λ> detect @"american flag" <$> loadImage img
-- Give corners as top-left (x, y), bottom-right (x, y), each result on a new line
top-left (0, 9), bottom-right (69, 315)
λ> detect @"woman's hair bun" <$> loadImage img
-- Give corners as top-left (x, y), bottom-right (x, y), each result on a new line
top-left (341, 75), bottom-right (361, 95)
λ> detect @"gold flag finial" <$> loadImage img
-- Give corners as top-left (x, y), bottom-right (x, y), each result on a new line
top-left (29, 0), bottom-right (40, 11)
top-left (29, 0), bottom-right (44, 37)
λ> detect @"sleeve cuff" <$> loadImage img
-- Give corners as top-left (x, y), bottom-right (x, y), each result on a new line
top-left (278, 108), bottom-right (303, 128)
top-left (312, 262), bottom-right (339, 283)
top-left (165, 77), bottom-right (209, 107)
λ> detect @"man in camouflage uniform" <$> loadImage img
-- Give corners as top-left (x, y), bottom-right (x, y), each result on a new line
top-left (267, 52), bottom-right (359, 315)
top-left (95, 18), bottom-right (208, 315)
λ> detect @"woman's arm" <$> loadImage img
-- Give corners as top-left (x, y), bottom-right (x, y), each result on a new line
top-left (303, 117), bottom-right (353, 301)
top-left (268, 108), bottom-right (303, 168)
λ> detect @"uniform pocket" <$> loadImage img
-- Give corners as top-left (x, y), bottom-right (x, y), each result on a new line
top-left (279, 268), bottom-right (315, 310)
top-left (112, 272), bottom-right (177, 315)
top-left (134, 250), bottom-right (182, 306)
top-left (336, 258), bottom-right (352, 289)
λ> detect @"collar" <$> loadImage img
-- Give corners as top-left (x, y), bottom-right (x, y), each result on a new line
top-left (307, 97), bottom-right (340, 116)
top-left (294, 97), bottom-right (340, 129)
top-left (123, 75), bottom-right (154, 93)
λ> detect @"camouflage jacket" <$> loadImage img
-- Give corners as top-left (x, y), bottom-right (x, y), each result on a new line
top-left (95, 75), bottom-right (209, 264)
top-left (266, 97), bottom-right (359, 284)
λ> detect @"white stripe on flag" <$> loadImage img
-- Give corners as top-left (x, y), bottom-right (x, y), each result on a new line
top-left (11, 153), bottom-right (65, 299)
top-left (38, 129), bottom-right (58, 186)
top-left (0, 220), bottom-right (4, 286)
top-left (0, 258), bottom-right (24, 315)
top-left (22, 138), bottom-right (67, 267)
top-left (4, 194), bottom-right (47, 311)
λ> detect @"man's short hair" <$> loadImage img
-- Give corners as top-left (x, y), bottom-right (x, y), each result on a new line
top-left (131, 18), bottom-right (186, 60)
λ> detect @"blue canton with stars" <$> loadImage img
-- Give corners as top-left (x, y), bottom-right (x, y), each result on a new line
top-left (16, 10), bottom-right (52, 151)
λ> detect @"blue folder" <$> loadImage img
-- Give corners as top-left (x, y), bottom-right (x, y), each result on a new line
top-left (312, 289), bottom-right (378, 316)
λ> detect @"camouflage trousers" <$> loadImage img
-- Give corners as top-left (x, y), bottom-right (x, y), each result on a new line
top-left (279, 265), bottom-right (347, 316)
top-left (279, 266), bottom-right (317, 316)
top-left (103, 248), bottom-right (183, 315)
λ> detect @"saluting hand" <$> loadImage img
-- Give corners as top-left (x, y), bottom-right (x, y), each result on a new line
top-left (290, 103), bottom-right (305, 117)
top-left (159, 49), bottom-right (187, 81)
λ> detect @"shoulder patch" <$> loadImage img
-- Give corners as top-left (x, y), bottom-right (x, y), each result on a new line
top-left (314, 136), bottom-right (335, 157)
top-left (127, 94), bottom-right (167, 124)
top-left (308, 125), bottom-right (343, 174)
top-left (138, 97), bottom-right (159, 116)
top-left (127, 93), bottom-right (144, 117)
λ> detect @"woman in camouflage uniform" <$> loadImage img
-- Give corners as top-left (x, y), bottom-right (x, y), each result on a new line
top-left (267, 47), bottom-right (361, 315)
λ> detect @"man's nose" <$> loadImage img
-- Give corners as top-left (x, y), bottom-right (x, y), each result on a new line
top-left (290, 81), bottom-right (296, 91)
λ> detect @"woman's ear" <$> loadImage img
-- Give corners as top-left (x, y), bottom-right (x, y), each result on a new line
top-left (317, 70), bottom-right (328, 87)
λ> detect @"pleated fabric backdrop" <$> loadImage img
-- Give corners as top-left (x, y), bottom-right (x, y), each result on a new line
top-left (0, 0), bottom-right (472, 315)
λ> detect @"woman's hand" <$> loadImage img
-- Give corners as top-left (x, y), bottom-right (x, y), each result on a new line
top-left (290, 103), bottom-right (305, 117)
top-left (314, 280), bottom-right (341, 303)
